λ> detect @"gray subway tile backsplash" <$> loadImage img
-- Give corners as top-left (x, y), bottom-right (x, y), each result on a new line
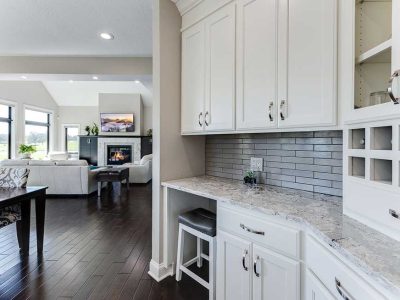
top-left (205, 131), bottom-right (343, 197)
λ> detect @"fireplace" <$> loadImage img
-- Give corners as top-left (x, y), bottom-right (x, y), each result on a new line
top-left (107, 145), bottom-right (132, 165)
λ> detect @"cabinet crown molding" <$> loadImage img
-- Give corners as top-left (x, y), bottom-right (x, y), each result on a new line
top-left (171, 0), bottom-right (203, 15)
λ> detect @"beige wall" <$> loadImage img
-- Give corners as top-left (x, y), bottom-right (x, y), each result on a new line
top-left (99, 93), bottom-right (144, 136)
top-left (143, 106), bottom-right (153, 134)
top-left (150, 0), bottom-right (205, 278)
top-left (0, 81), bottom-right (59, 157)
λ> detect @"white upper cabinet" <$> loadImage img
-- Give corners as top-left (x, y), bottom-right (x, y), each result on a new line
top-left (181, 22), bottom-right (206, 133)
top-left (236, 0), bottom-right (278, 130)
top-left (278, 0), bottom-right (337, 128)
top-left (178, 0), bottom-right (339, 134)
top-left (205, 2), bottom-right (236, 131)
top-left (344, 0), bottom-right (400, 123)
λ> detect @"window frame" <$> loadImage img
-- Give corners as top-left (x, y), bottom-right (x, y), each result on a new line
top-left (24, 108), bottom-right (51, 155)
top-left (64, 125), bottom-right (80, 155)
top-left (0, 105), bottom-right (13, 159)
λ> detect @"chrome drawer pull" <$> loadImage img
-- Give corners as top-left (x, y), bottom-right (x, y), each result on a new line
top-left (253, 256), bottom-right (260, 277)
top-left (388, 70), bottom-right (399, 104)
top-left (280, 100), bottom-right (286, 120)
top-left (198, 112), bottom-right (203, 126)
top-left (389, 209), bottom-right (399, 219)
top-left (205, 111), bottom-right (209, 126)
top-left (242, 249), bottom-right (248, 271)
top-left (240, 224), bottom-right (265, 236)
top-left (335, 278), bottom-right (352, 300)
top-left (268, 101), bottom-right (274, 122)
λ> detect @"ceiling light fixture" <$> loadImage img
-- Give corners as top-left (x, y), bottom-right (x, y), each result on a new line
top-left (92, 76), bottom-right (99, 80)
top-left (100, 32), bottom-right (114, 40)
top-left (134, 80), bottom-right (141, 84)
top-left (21, 75), bottom-right (27, 80)
top-left (69, 80), bottom-right (74, 83)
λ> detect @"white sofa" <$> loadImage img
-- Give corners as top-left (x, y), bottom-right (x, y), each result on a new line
top-left (123, 154), bottom-right (152, 183)
top-left (0, 159), bottom-right (104, 195)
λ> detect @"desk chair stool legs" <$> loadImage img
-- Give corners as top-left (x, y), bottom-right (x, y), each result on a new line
top-left (175, 208), bottom-right (217, 300)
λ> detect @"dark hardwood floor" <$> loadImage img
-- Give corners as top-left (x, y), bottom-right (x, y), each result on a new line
top-left (0, 183), bottom-right (208, 300)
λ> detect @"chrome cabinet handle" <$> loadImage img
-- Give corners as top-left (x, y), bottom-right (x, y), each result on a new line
top-left (335, 278), bottom-right (352, 300)
top-left (268, 102), bottom-right (274, 122)
top-left (389, 209), bottom-right (399, 219)
top-left (388, 70), bottom-right (399, 104)
top-left (242, 249), bottom-right (248, 271)
top-left (205, 111), bottom-right (209, 126)
top-left (253, 256), bottom-right (260, 277)
top-left (240, 224), bottom-right (265, 236)
top-left (198, 112), bottom-right (203, 126)
top-left (280, 100), bottom-right (286, 120)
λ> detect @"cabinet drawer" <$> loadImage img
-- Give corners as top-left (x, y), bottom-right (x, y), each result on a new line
top-left (305, 236), bottom-right (386, 300)
top-left (218, 206), bottom-right (300, 258)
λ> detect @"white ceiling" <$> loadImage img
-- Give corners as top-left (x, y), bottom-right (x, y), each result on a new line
top-left (0, 0), bottom-right (152, 57)
top-left (42, 81), bottom-right (153, 107)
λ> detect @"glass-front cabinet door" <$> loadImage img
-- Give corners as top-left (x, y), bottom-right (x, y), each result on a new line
top-left (345, 0), bottom-right (400, 123)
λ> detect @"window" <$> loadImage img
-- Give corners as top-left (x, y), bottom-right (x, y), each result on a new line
top-left (25, 109), bottom-right (50, 159)
top-left (65, 126), bottom-right (79, 156)
top-left (0, 104), bottom-right (12, 160)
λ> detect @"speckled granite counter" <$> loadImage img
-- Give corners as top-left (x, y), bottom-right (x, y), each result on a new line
top-left (162, 176), bottom-right (400, 296)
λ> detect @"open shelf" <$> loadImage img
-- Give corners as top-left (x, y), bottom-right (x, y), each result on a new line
top-left (349, 157), bottom-right (365, 179)
top-left (356, 39), bottom-right (391, 64)
top-left (349, 128), bottom-right (365, 149)
top-left (371, 126), bottom-right (392, 150)
top-left (370, 159), bottom-right (392, 184)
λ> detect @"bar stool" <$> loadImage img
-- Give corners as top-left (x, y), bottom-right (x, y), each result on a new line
top-left (175, 208), bottom-right (217, 300)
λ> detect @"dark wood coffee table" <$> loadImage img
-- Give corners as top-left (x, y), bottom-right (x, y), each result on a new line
top-left (96, 167), bottom-right (129, 197)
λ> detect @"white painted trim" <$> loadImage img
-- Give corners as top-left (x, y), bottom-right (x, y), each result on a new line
top-left (60, 123), bottom-right (80, 153)
top-left (148, 259), bottom-right (174, 282)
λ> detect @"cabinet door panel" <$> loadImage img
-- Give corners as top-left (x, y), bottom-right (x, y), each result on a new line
top-left (181, 22), bottom-right (206, 133)
top-left (205, 3), bottom-right (235, 132)
top-left (217, 230), bottom-right (251, 300)
top-left (236, 0), bottom-right (278, 130)
top-left (305, 269), bottom-right (335, 300)
top-left (252, 245), bottom-right (300, 300)
top-left (278, 0), bottom-right (337, 128)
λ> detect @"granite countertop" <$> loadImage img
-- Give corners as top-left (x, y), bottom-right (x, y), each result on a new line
top-left (162, 176), bottom-right (400, 296)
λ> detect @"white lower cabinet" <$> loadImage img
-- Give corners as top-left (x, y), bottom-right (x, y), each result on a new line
top-left (252, 245), bottom-right (299, 300)
top-left (217, 230), bottom-right (299, 300)
top-left (305, 269), bottom-right (335, 300)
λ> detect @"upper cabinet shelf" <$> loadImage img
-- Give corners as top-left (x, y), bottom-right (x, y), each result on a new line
top-left (356, 39), bottom-right (391, 64)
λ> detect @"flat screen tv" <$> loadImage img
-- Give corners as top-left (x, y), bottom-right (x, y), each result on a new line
top-left (100, 113), bottom-right (135, 133)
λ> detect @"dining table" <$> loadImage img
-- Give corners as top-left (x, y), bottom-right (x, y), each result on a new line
top-left (0, 186), bottom-right (47, 255)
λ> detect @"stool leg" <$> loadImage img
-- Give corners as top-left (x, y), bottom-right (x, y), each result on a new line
top-left (209, 236), bottom-right (216, 300)
top-left (175, 225), bottom-right (184, 282)
top-left (197, 237), bottom-right (203, 268)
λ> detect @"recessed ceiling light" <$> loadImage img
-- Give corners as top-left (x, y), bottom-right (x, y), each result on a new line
top-left (69, 80), bottom-right (74, 83)
top-left (21, 75), bottom-right (27, 80)
top-left (100, 32), bottom-right (114, 40)
top-left (92, 76), bottom-right (99, 80)
top-left (134, 80), bottom-right (141, 84)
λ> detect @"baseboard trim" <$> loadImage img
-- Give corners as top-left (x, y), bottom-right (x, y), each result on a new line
top-left (148, 259), bottom-right (174, 282)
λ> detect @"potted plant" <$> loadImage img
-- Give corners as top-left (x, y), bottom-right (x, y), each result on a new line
top-left (244, 171), bottom-right (257, 185)
top-left (18, 144), bottom-right (36, 159)
top-left (85, 125), bottom-right (91, 136)
top-left (91, 123), bottom-right (99, 136)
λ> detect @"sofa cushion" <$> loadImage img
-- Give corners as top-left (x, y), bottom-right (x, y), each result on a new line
top-left (140, 154), bottom-right (152, 165)
top-left (48, 151), bottom-right (69, 160)
top-left (29, 160), bottom-right (56, 166)
top-left (0, 159), bottom-right (29, 166)
top-left (55, 160), bottom-right (88, 166)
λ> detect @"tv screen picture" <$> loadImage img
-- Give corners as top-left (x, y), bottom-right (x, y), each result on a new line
top-left (100, 113), bottom-right (135, 133)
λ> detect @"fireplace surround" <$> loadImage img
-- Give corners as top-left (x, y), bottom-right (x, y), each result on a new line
top-left (97, 137), bottom-right (141, 166)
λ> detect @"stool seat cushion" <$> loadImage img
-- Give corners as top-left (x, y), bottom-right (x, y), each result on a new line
top-left (178, 208), bottom-right (216, 237)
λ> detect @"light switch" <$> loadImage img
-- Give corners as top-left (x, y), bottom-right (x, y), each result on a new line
top-left (250, 157), bottom-right (263, 172)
